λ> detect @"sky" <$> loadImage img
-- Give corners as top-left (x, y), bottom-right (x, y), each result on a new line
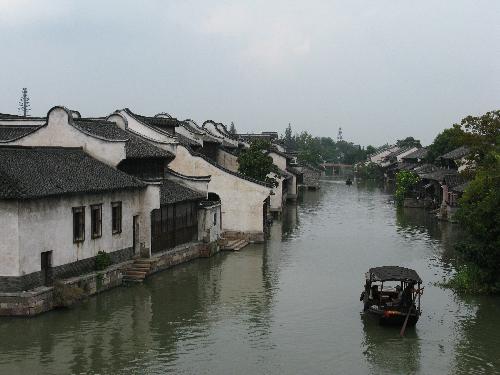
top-left (0, 0), bottom-right (499, 146)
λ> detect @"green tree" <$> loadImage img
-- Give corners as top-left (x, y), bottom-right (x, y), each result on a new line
top-left (460, 110), bottom-right (500, 166)
top-left (426, 124), bottom-right (466, 162)
top-left (229, 122), bottom-right (237, 134)
top-left (395, 170), bottom-right (420, 206)
top-left (396, 136), bottom-right (422, 149)
top-left (366, 145), bottom-right (376, 156)
top-left (452, 151), bottom-right (500, 293)
top-left (238, 140), bottom-right (280, 186)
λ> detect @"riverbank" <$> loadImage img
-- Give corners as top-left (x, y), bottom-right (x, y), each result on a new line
top-left (0, 241), bottom-right (219, 317)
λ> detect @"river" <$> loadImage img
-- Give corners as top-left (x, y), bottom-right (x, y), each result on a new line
top-left (1, 179), bottom-right (499, 374)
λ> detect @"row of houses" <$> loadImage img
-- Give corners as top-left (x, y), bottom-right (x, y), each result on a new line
top-left (0, 107), bottom-right (321, 311)
top-left (366, 144), bottom-right (471, 220)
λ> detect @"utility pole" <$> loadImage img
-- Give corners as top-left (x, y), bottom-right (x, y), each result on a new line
top-left (18, 88), bottom-right (31, 117)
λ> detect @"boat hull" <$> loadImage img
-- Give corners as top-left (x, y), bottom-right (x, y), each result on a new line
top-left (365, 307), bottom-right (420, 326)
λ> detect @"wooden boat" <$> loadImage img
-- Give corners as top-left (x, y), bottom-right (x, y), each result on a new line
top-left (360, 266), bottom-right (423, 326)
top-left (345, 177), bottom-right (353, 185)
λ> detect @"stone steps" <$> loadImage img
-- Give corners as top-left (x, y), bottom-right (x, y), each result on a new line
top-left (122, 258), bottom-right (154, 283)
top-left (221, 239), bottom-right (249, 251)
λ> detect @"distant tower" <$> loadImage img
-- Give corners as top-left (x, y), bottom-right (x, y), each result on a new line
top-left (337, 127), bottom-right (343, 142)
top-left (18, 88), bottom-right (31, 117)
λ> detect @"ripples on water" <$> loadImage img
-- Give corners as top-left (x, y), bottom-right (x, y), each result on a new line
top-left (0, 179), bottom-right (499, 374)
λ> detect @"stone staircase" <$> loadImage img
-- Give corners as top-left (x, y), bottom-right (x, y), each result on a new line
top-left (122, 258), bottom-right (154, 283)
top-left (220, 239), bottom-right (249, 251)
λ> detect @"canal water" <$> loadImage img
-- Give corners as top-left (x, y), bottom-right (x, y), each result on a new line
top-left (1, 180), bottom-right (499, 374)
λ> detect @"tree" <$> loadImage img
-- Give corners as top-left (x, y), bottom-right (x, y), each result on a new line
top-left (283, 123), bottom-right (295, 151)
top-left (460, 110), bottom-right (500, 166)
top-left (17, 87), bottom-right (31, 117)
top-left (229, 122), bottom-right (237, 135)
top-left (366, 145), bottom-right (376, 156)
top-left (454, 151), bottom-right (500, 292)
top-left (395, 170), bottom-right (420, 206)
top-left (238, 140), bottom-right (280, 186)
top-left (396, 136), bottom-right (421, 149)
top-left (426, 124), bottom-right (466, 162)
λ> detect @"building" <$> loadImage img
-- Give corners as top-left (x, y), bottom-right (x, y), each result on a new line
top-left (0, 146), bottom-right (146, 292)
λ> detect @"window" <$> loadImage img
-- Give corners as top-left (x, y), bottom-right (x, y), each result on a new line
top-left (213, 212), bottom-right (217, 226)
top-left (111, 202), bottom-right (122, 234)
top-left (91, 204), bottom-right (102, 239)
top-left (73, 207), bottom-right (85, 242)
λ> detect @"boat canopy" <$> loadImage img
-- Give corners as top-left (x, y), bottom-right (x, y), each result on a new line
top-left (368, 266), bottom-right (422, 283)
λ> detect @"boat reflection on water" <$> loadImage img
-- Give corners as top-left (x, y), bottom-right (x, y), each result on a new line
top-left (361, 314), bottom-right (421, 374)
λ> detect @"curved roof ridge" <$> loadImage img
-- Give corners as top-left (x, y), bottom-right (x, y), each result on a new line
top-left (0, 123), bottom-right (46, 143)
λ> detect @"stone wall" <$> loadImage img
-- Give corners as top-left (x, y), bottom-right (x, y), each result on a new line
top-left (0, 247), bottom-right (134, 293)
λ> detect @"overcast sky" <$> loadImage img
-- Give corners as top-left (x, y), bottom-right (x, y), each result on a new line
top-left (0, 0), bottom-right (498, 146)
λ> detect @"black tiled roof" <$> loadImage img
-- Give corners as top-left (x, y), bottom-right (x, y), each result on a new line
top-left (0, 113), bottom-right (45, 120)
top-left (0, 125), bottom-right (42, 142)
top-left (181, 119), bottom-right (206, 135)
top-left (160, 179), bottom-right (205, 204)
top-left (72, 119), bottom-right (174, 160)
top-left (402, 148), bottom-right (428, 160)
top-left (0, 147), bottom-right (145, 200)
top-left (419, 168), bottom-right (457, 182)
top-left (439, 146), bottom-right (469, 160)
top-left (175, 133), bottom-right (201, 148)
top-left (124, 108), bottom-right (181, 129)
top-left (443, 174), bottom-right (466, 188)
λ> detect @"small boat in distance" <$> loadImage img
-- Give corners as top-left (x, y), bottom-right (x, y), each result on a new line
top-left (360, 266), bottom-right (423, 327)
top-left (345, 177), bottom-right (353, 185)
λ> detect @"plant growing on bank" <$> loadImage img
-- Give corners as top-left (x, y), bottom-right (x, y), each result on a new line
top-left (395, 170), bottom-right (420, 206)
top-left (53, 281), bottom-right (85, 307)
top-left (238, 140), bottom-right (280, 187)
top-left (95, 250), bottom-right (112, 271)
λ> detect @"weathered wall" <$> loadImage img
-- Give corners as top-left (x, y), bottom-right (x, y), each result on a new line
top-left (16, 190), bottom-right (144, 276)
top-left (168, 145), bottom-right (270, 233)
top-left (269, 175), bottom-right (285, 212)
top-left (13, 107), bottom-right (126, 167)
top-left (287, 174), bottom-right (298, 199)
top-left (0, 201), bottom-right (19, 277)
top-left (269, 152), bottom-right (287, 170)
top-left (198, 203), bottom-right (221, 243)
top-left (216, 149), bottom-right (239, 172)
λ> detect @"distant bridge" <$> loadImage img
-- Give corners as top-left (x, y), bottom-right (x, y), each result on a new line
top-left (321, 163), bottom-right (353, 176)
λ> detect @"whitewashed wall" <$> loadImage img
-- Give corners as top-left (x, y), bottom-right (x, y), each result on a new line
top-left (216, 149), bottom-right (239, 172)
top-left (0, 201), bottom-right (20, 276)
top-left (269, 152), bottom-right (287, 170)
top-left (198, 204), bottom-right (221, 243)
top-left (169, 145), bottom-right (270, 233)
top-left (15, 189), bottom-right (145, 276)
top-left (11, 107), bottom-right (126, 167)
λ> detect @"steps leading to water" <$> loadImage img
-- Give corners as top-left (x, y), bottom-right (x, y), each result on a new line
top-left (123, 258), bottom-right (155, 283)
top-left (221, 239), bottom-right (249, 251)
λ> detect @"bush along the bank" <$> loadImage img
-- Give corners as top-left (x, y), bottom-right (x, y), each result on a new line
top-left (450, 152), bottom-right (500, 294)
top-left (395, 170), bottom-right (420, 206)
top-left (95, 250), bottom-right (112, 271)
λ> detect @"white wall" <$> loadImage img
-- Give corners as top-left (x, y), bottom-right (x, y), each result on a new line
top-left (0, 201), bottom-right (20, 276)
top-left (198, 204), bottom-right (221, 243)
top-left (16, 189), bottom-right (145, 276)
top-left (269, 152), bottom-right (287, 170)
top-left (216, 149), bottom-right (239, 172)
top-left (269, 174), bottom-right (285, 212)
top-left (11, 107), bottom-right (127, 167)
top-left (169, 145), bottom-right (270, 233)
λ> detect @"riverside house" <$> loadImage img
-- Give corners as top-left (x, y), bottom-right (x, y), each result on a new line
top-left (109, 109), bottom-right (272, 242)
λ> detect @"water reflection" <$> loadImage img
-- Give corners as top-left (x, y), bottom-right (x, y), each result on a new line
top-left (361, 315), bottom-right (421, 374)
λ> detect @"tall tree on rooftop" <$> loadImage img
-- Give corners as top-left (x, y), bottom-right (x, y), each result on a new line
top-left (396, 136), bottom-right (421, 149)
top-left (426, 124), bottom-right (466, 162)
top-left (17, 87), bottom-right (31, 117)
top-left (229, 121), bottom-right (237, 135)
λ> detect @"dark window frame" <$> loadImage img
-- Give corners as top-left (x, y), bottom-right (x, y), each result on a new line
top-left (90, 204), bottom-right (102, 239)
top-left (72, 206), bottom-right (85, 243)
top-left (111, 201), bottom-right (122, 234)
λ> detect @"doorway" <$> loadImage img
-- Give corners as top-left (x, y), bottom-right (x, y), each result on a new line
top-left (133, 215), bottom-right (140, 254)
top-left (41, 251), bottom-right (53, 286)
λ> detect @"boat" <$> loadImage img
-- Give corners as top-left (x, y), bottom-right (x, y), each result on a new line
top-left (345, 177), bottom-right (353, 185)
top-left (360, 266), bottom-right (423, 326)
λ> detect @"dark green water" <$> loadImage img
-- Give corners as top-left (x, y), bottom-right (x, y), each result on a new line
top-left (1, 180), bottom-right (499, 375)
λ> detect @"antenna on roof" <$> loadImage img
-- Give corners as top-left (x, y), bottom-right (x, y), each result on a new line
top-left (18, 88), bottom-right (31, 117)
top-left (337, 127), bottom-right (343, 142)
